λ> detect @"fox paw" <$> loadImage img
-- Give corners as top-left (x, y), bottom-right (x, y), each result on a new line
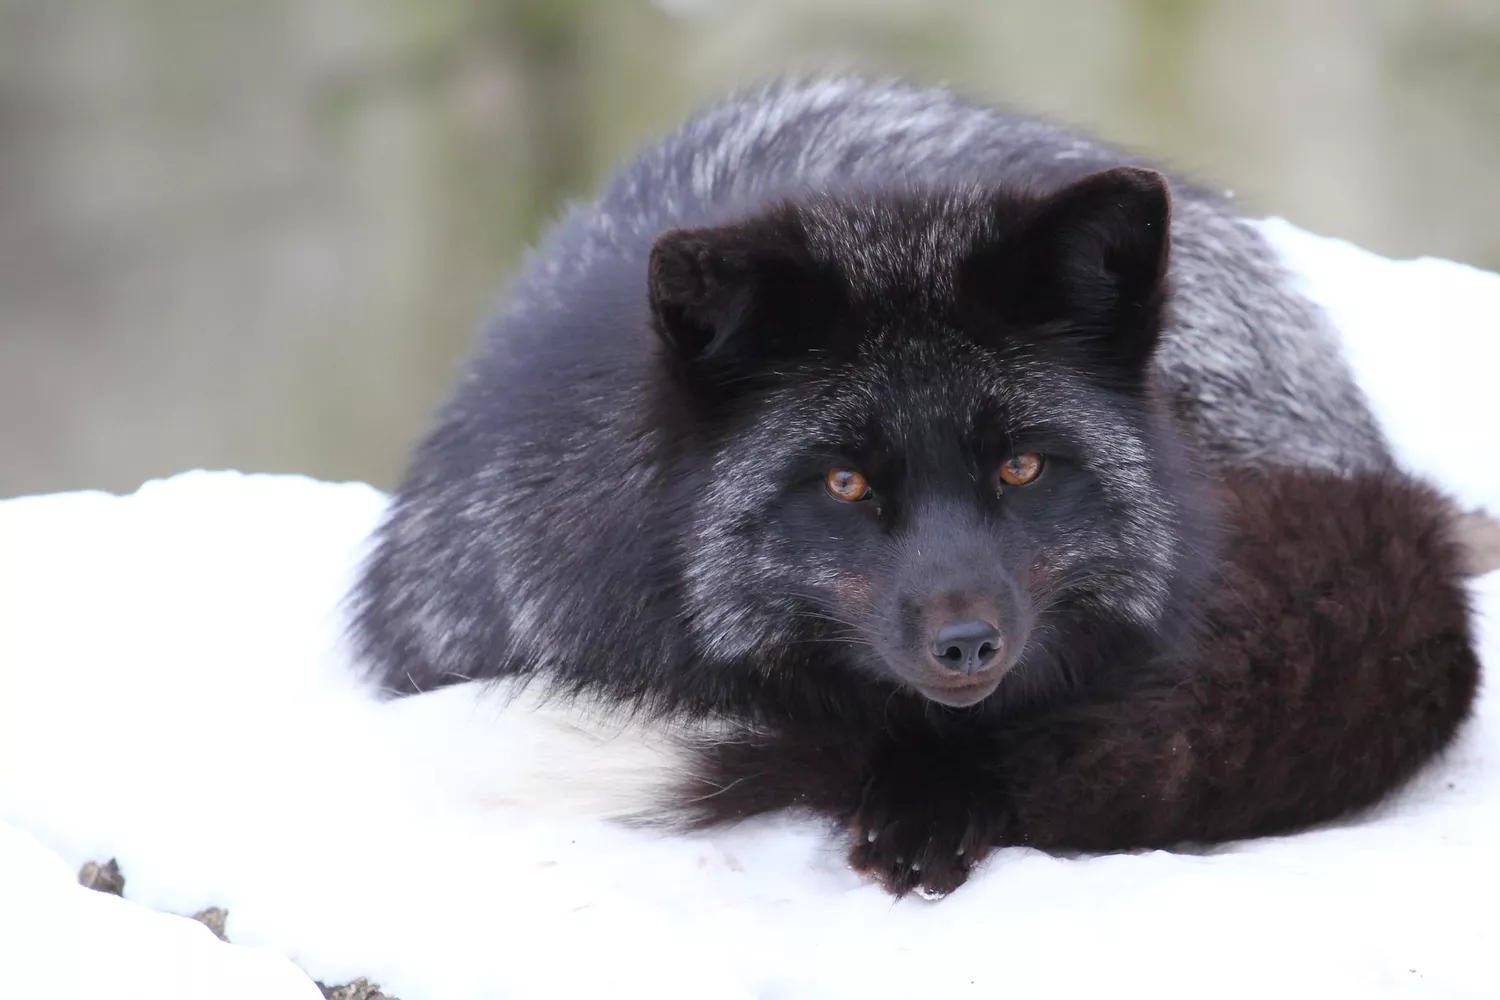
top-left (845, 769), bottom-right (994, 899)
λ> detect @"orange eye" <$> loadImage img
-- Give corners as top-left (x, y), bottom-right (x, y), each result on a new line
top-left (825, 468), bottom-right (872, 502)
top-left (998, 452), bottom-right (1045, 487)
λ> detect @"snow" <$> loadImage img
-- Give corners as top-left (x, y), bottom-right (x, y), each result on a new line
top-left (1, 220), bottom-right (1498, 999)
top-left (0, 822), bottom-right (323, 1000)
top-left (1261, 218), bottom-right (1500, 513)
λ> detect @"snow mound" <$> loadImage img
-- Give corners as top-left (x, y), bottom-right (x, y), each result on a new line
top-left (1, 221), bottom-right (1498, 999)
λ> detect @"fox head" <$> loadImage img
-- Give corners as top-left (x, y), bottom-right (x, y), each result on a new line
top-left (647, 168), bottom-right (1204, 707)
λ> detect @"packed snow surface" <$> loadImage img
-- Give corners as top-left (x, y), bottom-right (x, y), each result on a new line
top-left (1, 220), bottom-right (1498, 999)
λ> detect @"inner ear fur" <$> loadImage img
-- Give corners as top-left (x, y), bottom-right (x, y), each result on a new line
top-left (964, 166), bottom-right (1173, 373)
top-left (646, 215), bottom-right (836, 373)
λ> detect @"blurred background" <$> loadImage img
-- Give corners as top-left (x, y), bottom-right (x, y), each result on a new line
top-left (2, 0), bottom-right (1497, 498)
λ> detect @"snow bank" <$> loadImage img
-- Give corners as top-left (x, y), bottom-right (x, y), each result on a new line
top-left (1, 221), bottom-right (1497, 1000)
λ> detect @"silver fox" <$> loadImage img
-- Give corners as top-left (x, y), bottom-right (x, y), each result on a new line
top-left (343, 80), bottom-right (1465, 903)
top-left (343, 80), bottom-right (1488, 899)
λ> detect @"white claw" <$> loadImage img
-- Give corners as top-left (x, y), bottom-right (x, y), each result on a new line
top-left (867, 829), bottom-right (878, 843)
top-left (911, 861), bottom-right (922, 872)
top-left (956, 845), bottom-right (965, 855)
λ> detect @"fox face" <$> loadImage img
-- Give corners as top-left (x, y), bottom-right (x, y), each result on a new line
top-left (650, 168), bottom-right (1200, 707)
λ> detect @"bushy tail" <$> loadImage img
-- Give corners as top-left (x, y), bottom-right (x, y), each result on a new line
top-left (375, 677), bottom-right (707, 821)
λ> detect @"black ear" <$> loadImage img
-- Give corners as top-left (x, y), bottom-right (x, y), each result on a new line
top-left (647, 223), bottom-right (818, 367)
top-left (971, 166), bottom-right (1172, 371)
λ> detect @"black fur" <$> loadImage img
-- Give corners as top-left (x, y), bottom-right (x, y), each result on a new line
top-left (669, 468), bottom-right (1481, 897)
top-left (351, 79), bottom-right (1472, 899)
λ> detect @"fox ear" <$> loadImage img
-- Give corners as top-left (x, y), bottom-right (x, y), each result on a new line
top-left (647, 228), bottom-right (749, 362)
top-left (970, 166), bottom-right (1172, 372)
top-left (647, 223), bottom-right (823, 369)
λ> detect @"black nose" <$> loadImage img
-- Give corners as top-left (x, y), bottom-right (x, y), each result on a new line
top-left (929, 620), bottom-right (1004, 675)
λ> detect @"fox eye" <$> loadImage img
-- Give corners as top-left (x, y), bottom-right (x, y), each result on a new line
top-left (825, 468), bottom-right (872, 502)
top-left (998, 452), bottom-right (1045, 487)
